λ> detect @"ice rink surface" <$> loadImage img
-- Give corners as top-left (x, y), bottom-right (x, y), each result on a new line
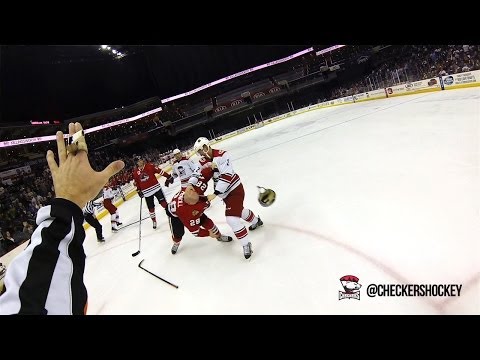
top-left (83, 88), bottom-right (480, 314)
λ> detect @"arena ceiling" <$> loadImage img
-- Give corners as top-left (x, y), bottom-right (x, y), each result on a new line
top-left (0, 45), bottom-right (314, 124)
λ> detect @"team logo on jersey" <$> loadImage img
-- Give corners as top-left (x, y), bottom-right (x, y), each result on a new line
top-left (192, 210), bottom-right (199, 216)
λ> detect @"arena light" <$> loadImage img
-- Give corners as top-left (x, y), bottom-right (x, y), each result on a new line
top-left (316, 45), bottom-right (346, 56)
top-left (98, 45), bottom-right (127, 60)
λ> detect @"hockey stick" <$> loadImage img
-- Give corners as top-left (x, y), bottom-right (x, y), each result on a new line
top-left (118, 216), bottom-right (150, 230)
top-left (131, 197), bottom-right (143, 257)
top-left (138, 260), bottom-right (179, 289)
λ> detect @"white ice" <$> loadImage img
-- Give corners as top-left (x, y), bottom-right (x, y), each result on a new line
top-left (83, 88), bottom-right (480, 314)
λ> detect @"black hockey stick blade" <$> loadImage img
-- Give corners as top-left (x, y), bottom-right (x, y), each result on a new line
top-left (138, 260), bottom-right (178, 289)
top-left (132, 250), bottom-right (141, 257)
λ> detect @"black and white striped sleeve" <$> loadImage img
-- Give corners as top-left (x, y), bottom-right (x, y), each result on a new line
top-left (0, 198), bottom-right (88, 315)
top-left (83, 200), bottom-right (95, 215)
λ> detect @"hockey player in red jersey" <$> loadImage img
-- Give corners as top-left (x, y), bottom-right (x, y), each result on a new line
top-left (133, 155), bottom-right (172, 229)
top-left (192, 137), bottom-right (263, 259)
top-left (166, 184), bottom-right (232, 254)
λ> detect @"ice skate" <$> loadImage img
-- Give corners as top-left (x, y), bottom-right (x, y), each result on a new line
top-left (171, 241), bottom-right (180, 254)
top-left (249, 216), bottom-right (263, 231)
top-left (243, 242), bottom-right (253, 259)
top-left (217, 235), bottom-right (233, 242)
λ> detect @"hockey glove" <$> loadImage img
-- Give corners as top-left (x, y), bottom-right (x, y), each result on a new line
top-left (164, 177), bottom-right (174, 187)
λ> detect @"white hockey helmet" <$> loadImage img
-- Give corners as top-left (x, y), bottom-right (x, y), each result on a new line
top-left (172, 149), bottom-right (181, 155)
top-left (194, 137), bottom-right (210, 153)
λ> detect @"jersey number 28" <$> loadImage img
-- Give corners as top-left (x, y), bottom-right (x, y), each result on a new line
top-left (195, 181), bottom-right (207, 192)
top-left (190, 218), bottom-right (201, 226)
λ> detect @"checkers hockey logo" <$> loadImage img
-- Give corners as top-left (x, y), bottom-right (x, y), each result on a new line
top-left (339, 275), bottom-right (362, 300)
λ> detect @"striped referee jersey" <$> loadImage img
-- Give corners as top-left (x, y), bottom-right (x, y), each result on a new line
top-left (83, 200), bottom-right (101, 215)
top-left (83, 200), bottom-right (95, 215)
top-left (0, 199), bottom-right (88, 315)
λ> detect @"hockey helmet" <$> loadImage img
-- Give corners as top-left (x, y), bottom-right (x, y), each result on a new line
top-left (194, 137), bottom-right (210, 154)
top-left (257, 186), bottom-right (276, 207)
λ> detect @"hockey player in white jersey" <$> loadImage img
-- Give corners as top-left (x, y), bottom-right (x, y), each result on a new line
top-left (102, 183), bottom-right (122, 232)
top-left (192, 137), bottom-right (263, 259)
top-left (165, 149), bottom-right (201, 190)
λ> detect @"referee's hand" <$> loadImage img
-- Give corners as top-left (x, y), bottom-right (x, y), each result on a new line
top-left (46, 122), bottom-right (125, 209)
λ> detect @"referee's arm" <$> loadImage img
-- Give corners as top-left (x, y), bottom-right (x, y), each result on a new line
top-left (0, 122), bottom-right (124, 315)
top-left (0, 198), bottom-right (87, 315)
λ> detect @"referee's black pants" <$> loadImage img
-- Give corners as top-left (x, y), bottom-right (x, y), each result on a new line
top-left (84, 213), bottom-right (103, 240)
